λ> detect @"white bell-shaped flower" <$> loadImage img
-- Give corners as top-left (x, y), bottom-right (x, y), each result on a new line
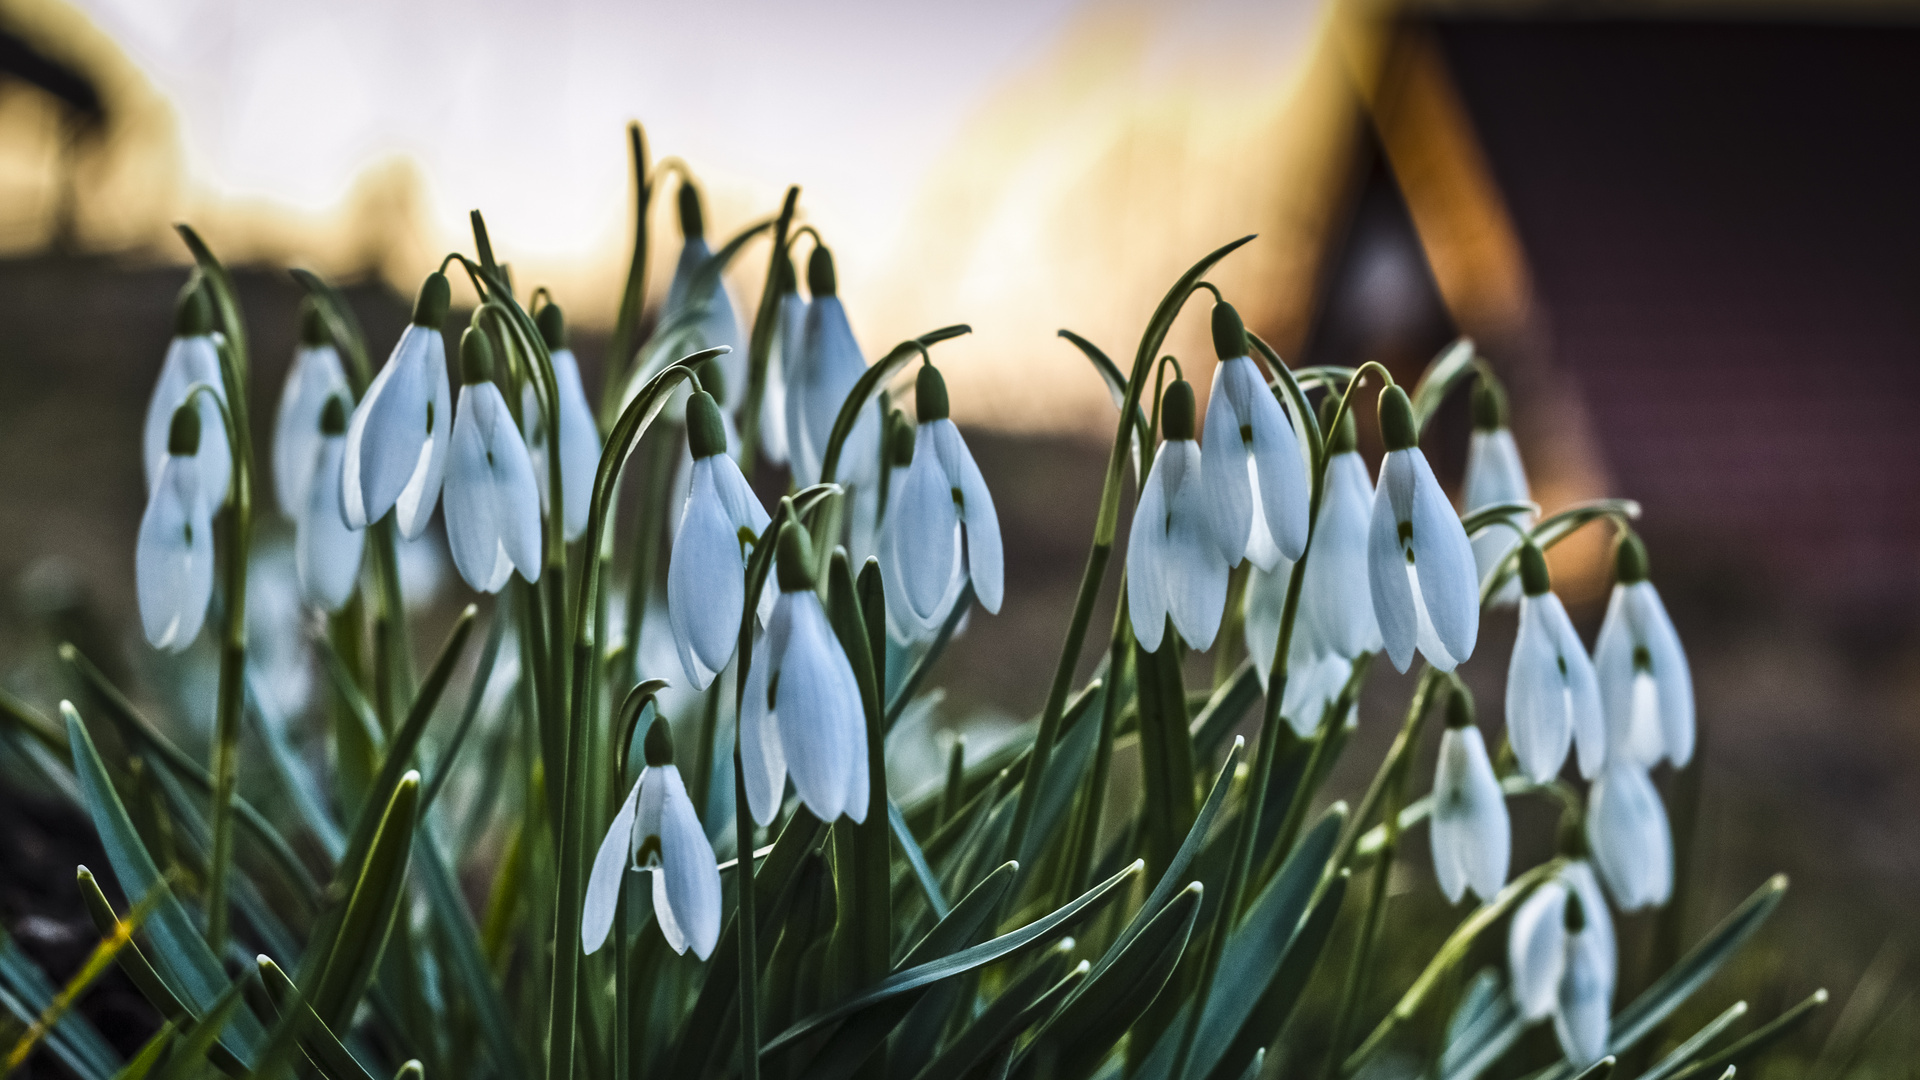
top-left (1199, 303), bottom-right (1309, 570)
top-left (143, 286), bottom-right (231, 512)
top-left (137, 405), bottom-right (217, 652)
top-left (1465, 377), bottom-right (1532, 606)
top-left (785, 246), bottom-right (880, 488)
top-left (1301, 403), bottom-right (1383, 660)
top-left (272, 305), bottom-right (349, 520)
top-left (1128, 379), bottom-right (1233, 653)
top-left (740, 523), bottom-right (870, 826)
top-left (296, 396), bottom-right (365, 612)
top-left (1507, 544), bottom-right (1607, 782)
top-left (880, 364), bottom-right (1003, 637)
top-left (442, 329), bottom-right (543, 594)
top-left (1368, 385), bottom-right (1480, 673)
top-left (583, 718), bottom-right (722, 960)
top-left (520, 304), bottom-right (604, 543)
top-left (668, 390), bottom-right (772, 690)
top-left (1508, 861), bottom-right (1615, 1067)
top-left (663, 184), bottom-right (747, 409)
top-left (1586, 760), bottom-right (1673, 911)
top-left (1592, 534), bottom-right (1694, 768)
top-left (1430, 689), bottom-right (1510, 904)
top-left (756, 249), bottom-right (805, 467)
top-left (869, 412), bottom-right (940, 643)
top-left (1242, 563), bottom-right (1353, 737)
top-left (343, 273), bottom-right (453, 538)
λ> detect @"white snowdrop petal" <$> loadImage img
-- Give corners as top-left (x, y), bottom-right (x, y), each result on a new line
top-left (136, 458), bottom-right (215, 652)
top-left (938, 421), bottom-right (1004, 615)
top-left (1281, 650), bottom-right (1352, 739)
top-left (787, 296), bottom-right (868, 487)
top-left (1162, 442), bottom-right (1229, 650)
top-left (651, 866), bottom-right (688, 954)
top-left (1406, 449), bottom-right (1480, 666)
top-left (1633, 583), bottom-right (1695, 768)
top-left (1200, 367), bottom-right (1253, 567)
top-left (1564, 862), bottom-right (1617, 990)
top-left (1238, 361), bottom-right (1309, 561)
top-left (144, 336), bottom-right (232, 507)
top-left (1554, 608), bottom-right (1609, 779)
top-left (1369, 455), bottom-right (1418, 673)
top-left (297, 437), bottom-right (366, 612)
top-left (892, 431), bottom-right (961, 623)
top-left (739, 625), bottom-right (788, 826)
top-left (1466, 429), bottom-right (1531, 605)
top-left (1555, 930), bottom-right (1614, 1067)
top-left (1305, 452), bottom-right (1380, 658)
top-left (1432, 726), bottom-right (1510, 903)
top-left (1592, 586), bottom-right (1637, 761)
top-left (550, 348), bottom-right (603, 541)
top-left (1587, 763), bottom-right (1673, 911)
top-left (774, 597), bottom-right (857, 822)
top-left (1127, 454), bottom-right (1174, 653)
top-left (272, 344), bottom-right (348, 519)
top-left (349, 326), bottom-right (448, 533)
top-left (444, 389), bottom-right (505, 592)
top-left (668, 461), bottom-right (744, 689)
top-left (657, 766), bottom-right (722, 960)
top-left (1507, 880), bottom-right (1569, 1020)
top-left (1241, 560), bottom-right (1290, 691)
top-left (1507, 594), bottom-right (1575, 784)
top-left (582, 777), bottom-right (642, 955)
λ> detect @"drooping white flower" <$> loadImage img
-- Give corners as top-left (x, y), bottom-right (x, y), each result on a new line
top-left (522, 303), bottom-right (603, 542)
top-left (880, 364), bottom-right (1003, 637)
top-left (343, 273), bottom-right (452, 538)
top-left (1592, 534), bottom-right (1694, 768)
top-left (1368, 385), bottom-right (1480, 673)
top-left (755, 249), bottom-right (805, 467)
top-left (785, 246), bottom-right (880, 488)
top-left (1301, 404), bottom-right (1383, 661)
top-left (296, 396), bottom-right (365, 612)
top-left (740, 523), bottom-right (870, 826)
top-left (137, 405), bottom-right (216, 652)
top-left (272, 305), bottom-right (349, 520)
top-left (1506, 544), bottom-right (1606, 782)
top-left (442, 329), bottom-right (542, 594)
top-left (1508, 861), bottom-right (1615, 1067)
top-left (1586, 760), bottom-right (1673, 911)
top-left (1199, 302), bottom-right (1308, 570)
top-left (1430, 690), bottom-right (1510, 904)
top-left (1128, 379), bottom-right (1233, 653)
top-left (663, 184), bottom-right (746, 409)
top-left (1465, 376), bottom-right (1532, 606)
top-left (583, 719), bottom-right (722, 960)
top-left (142, 285), bottom-right (231, 512)
top-left (668, 390), bottom-right (772, 690)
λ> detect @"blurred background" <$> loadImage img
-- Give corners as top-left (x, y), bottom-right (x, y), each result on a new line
top-left (1, 0), bottom-right (1917, 1072)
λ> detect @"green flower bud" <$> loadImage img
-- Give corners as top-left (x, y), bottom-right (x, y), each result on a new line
top-left (1318, 394), bottom-right (1358, 455)
top-left (319, 395), bottom-right (348, 436)
top-left (775, 521), bottom-right (817, 592)
top-left (174, 282), bottom-right (213, 338)
top-left (536, 303), bottom-right (568, 350)
top-left (886, 408), bottom-right (915, 468)
top-left (412, 271), bottom-right (451, 329)
top-left (686, 391), bottom-right (727, 459)
top-left (1563, 887), bottom-right (1587, 933)
top-left (916, 364), bottom-right (950, 423)
top-left (1615, 532), bottom-right (1649, 584)
top-left (1444, 682), bottom-right (1476, 730)
top-left (678, 182), bottom-right (705, 240)
top-left (643, 714), bottom-right (675, 767)
top-left (1379, 385), bottom-right (1417, 452)
top-left (1472, 375), bottom-right (1508, 432)
top-left (298, 302), bottom-right (330, 348)
top-left (808, 245), bottom-right (837, 298)
top-left (1160, 379), bottom-right (1196, 441)
top-left (1210, 300), bottom-right (1248, 360)
top-left (167, 402), bottom-right (202, 457)
top-left (1518, 542), bottom-right (1551, 597)
top-left (459, 327), bottom-right (494, 385)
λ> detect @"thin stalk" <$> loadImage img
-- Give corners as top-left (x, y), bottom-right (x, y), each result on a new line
top-left (734, 752), bottom-right (761, 1080)
top-left (1060, 600), bottom-right (1130, 907)
top-left (370, 519), bottom-right (412, 728)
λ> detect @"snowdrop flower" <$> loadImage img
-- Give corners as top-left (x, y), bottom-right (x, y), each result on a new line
top-left (142, 284), bottom-right (230, 510)
top-left (740, 523), bottom-right (870, 826)
top-left (1586, 760), bottom-right (1673, 910)
top-left (1368, 385), bottom-right (1479, 673)
top-left (1300, 401), bottom-right (1382, 661)
top-left (442, 328), bottom-right (542, 594)
top-left (880, 364), bottom-right (1003, 637)
top-left (1508, 862), bottom-right (1615, 1066)
top-left (1430, 687), bottom-right (1510, 904)
top-left (296, 396), bottom-right (365, 612)
top-left (756, 248), bottom-right (805, 466)
top-left (524, 303), bottom-right (603, 542)
top-left (272, 304), bottom-right (349, 520)
top-left (137, 405), bottom-right (216, 651)
top-left (1592, 534), bottom-right (1694, 768)
top-left (668, 388), bottom-right (771, 690)
top-left (1200, 301), bottom-right (1308, 570)
top-left (1507, 543), bottom-right (1606, 782)
top-left (1243, 572), bottom-right (1353, 737)
top-left (664, 183), bottom-right (746, 409)
top-left (343, 273), bottom-right (452, 538)
top-left (583, 717), bottom-right (721, 960)
top-left (785, 246), bottom-right (880, 488)
top-left (1465, 376), bottom-right (1532, 605)
top-left (1128, 379), bottom-right (1233, 653)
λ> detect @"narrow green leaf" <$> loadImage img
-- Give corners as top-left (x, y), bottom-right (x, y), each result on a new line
top-left (1134, 637), bottom-right (1197, 878)
top-left (889, 800), bottom-right (950, 919)
top-left (1666, 990), bottom-right (1827, 1080)
top-left (826, 550), bottom-right (892, 1006)
top-left (1636, 1002), bottom-right (1748, 1080)
top-left (175, 223), bottom-right (248, 372)
top-left (1572, 1057), bottom-right (1618, 1080)
top-left (148, 973), bottom-right (248, 1080)
top-left (1460, 500), bottom-right (1541, 539)
top-left (289, 268), bottom-right (373, 390)
top-left (309, 772), bottom-right (421, 1030)
top-left (108, 1022), bottom-right (175, 1080)
top-left (410, 835), bottom-right (533, 1080)
top-left (818, 326), bottom-right (972, 486)
top-left (1188, 662), bottom-right (1260, 765)
top-left (0, 923), bottom-right (118, 1080)
top-left (254, 956), bottom-right (378, 1080)
top-left (1409, 338), bottom-right (1476, 433)
top-left (910, 943), bottom-right (1086, 1080)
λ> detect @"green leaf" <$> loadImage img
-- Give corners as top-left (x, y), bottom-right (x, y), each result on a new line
top-left (1248, 330), bottom-right (1323, 473)
top-left (309, 772), bottom-right (421, 1030)
top-left (1409, 338), bottom-right (1476, 434)
top-left (1057, 328), bottom-right (1149, 474)
top-left (889, 800), bottom-right (950, 919)
top-left (1134, 638), bottom-right (1197, 879)
top-left (818, 326), bottom-right (972, 486)
top-left (1635, 1001), bottom-right (1748, 1080)
top-left (0, 923), bottom-right (118, 1080)
top-left (175, 223), bottom-right (248, 374)
top-left (1666, 989), bottom-right (1827, 1080)
top-left (909, 942), bottom-right (1086, 1080)
top-left (1461, 500), bottom-right (1541, 539)
top-left (254, 956), bottom-right (378, 1080)
top-left (289, 268), bottom-right (374, 390)
top-left (108, 1022), bottom-right (174, 1080)
top-left (410, 834), bottom-right (533, 1080)
top-left (148, 973), bottom-right (248, 1080)
top-left (1572, 1058), bottom-right (1618, 1080)
top-left (884, 581), bottom-right (974, 734)
top-left (1188, 662), bottom-right (1261, 765)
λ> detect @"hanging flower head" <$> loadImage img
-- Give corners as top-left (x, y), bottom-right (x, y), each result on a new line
top-left (295, 395), bottom-right (365, 612)
top-left (1465, 374), bottom-right (1532, 606)
top-left (273, 303), bottom-right (349, 521)
top-left (1430, 685), bottom-right (1511, 904)
top-left (740, 523), bottom-right (870, 826)
top-left (1200, 301), bottom-right (1308, 571)
top-left (1592, 533), bottom-right (1694, 768)
top-left (756, 247), bottom-right (805, 467)
top-left (785, 245), bottom-right (879, 488)
top-left (1586, 759), bottom-right (1673, 911)
top-left (583, 716), bottom-right (722, 960)
top-left (442, 328), bottom-right (542, 594)
top-left (1368, 384), bottom-right (1479, 673)
top-left (143, 282), bottom-right (231, 511)
top-left (880, 363), bottom-right (1003, 638)
top-left (1506, 543), bottom-right (1606, 783)
top-left (524, 303), bottom-right (604, 543)
top-left (137, 404), bottom-right (216, 652)
top-left (344, 272), bottom-right (452, 538)
top-left (1508, 861), bottom-right (1615, 1067)
top-left (668, 388), bottom-right (771, 690)
top-left (664, 181), bottom-right (746, 409)
top-left (1128, 378), bottom-right (1233, 653)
